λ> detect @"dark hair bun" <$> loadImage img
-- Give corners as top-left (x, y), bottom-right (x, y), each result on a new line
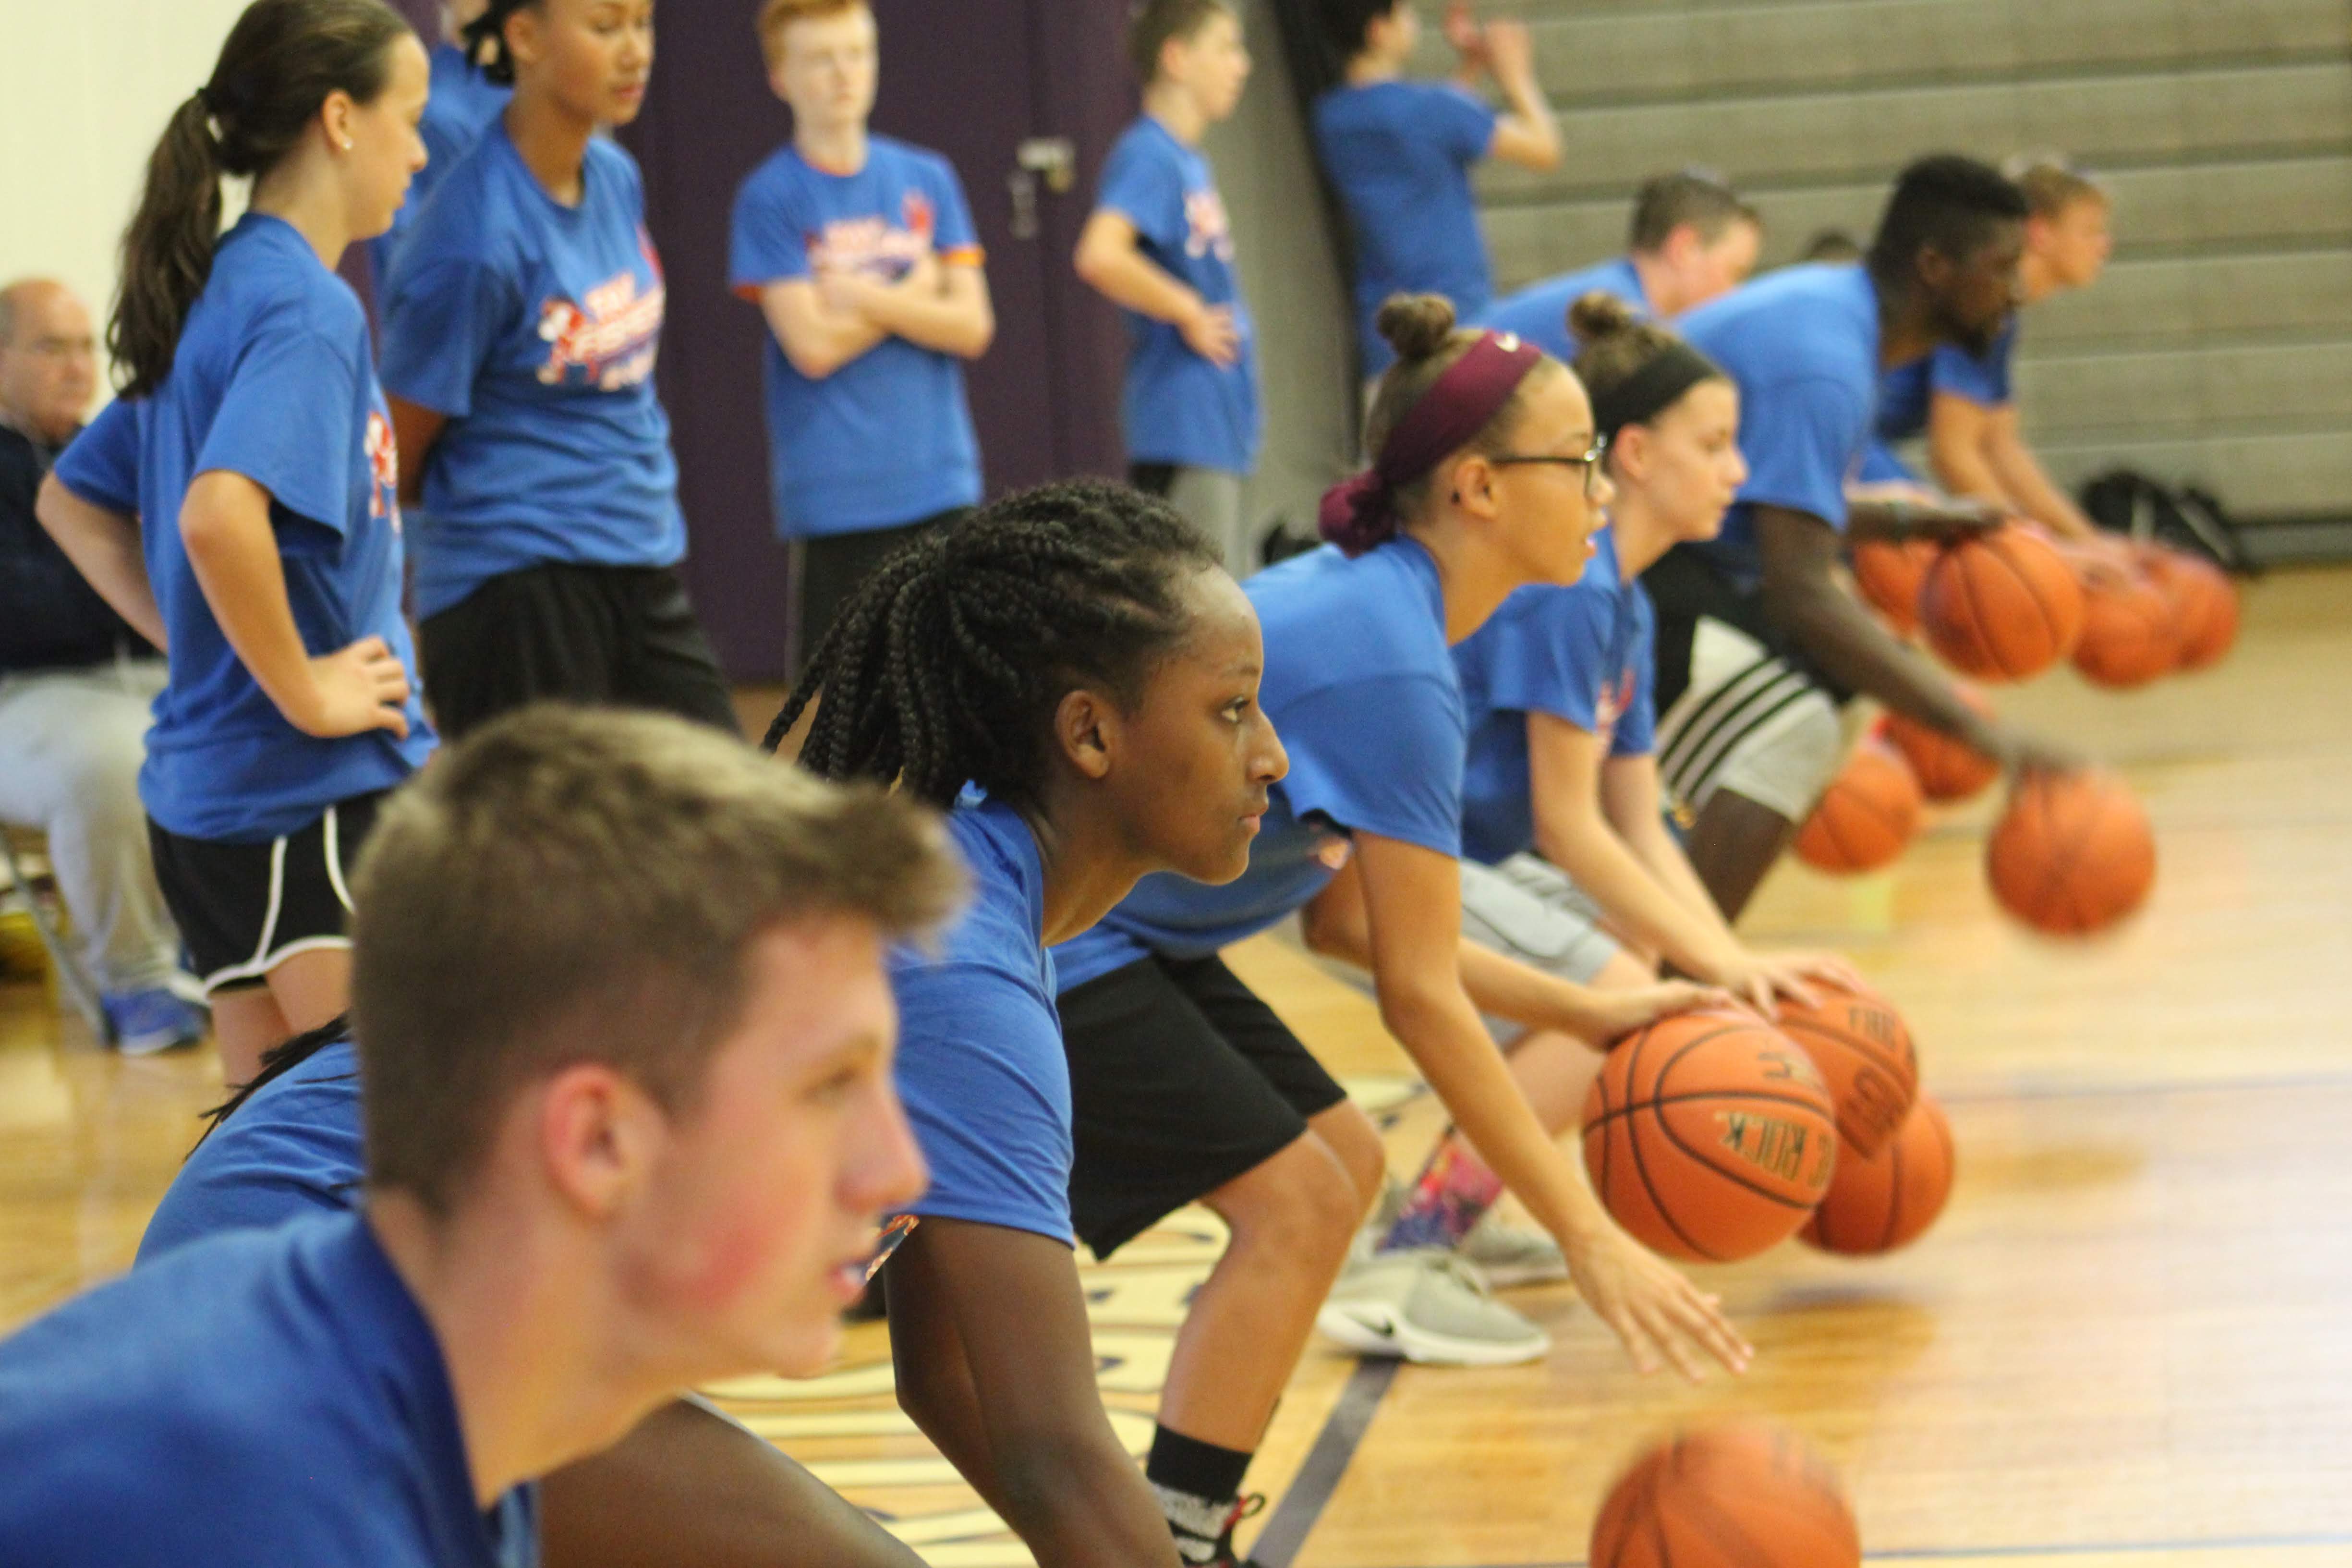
top-left (1375, 293), bottom-right (1459, 363)
top-left (1567, 290), bottom-right (1639, 348)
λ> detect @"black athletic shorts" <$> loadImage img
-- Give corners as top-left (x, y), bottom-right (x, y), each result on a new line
top-left (792, 510), bottom-right (964, 675)
top-left (1056, 950), bottom-right (1349, 1258)
top-left (418, 561), bottom-right (739, 742)
top-left (147, 792), bottom-right (383, 995)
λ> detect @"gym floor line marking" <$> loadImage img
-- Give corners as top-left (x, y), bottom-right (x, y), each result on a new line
top-left (1429, 1532), bottom-right (2352, 1567)
top-left (1250, 1360), bottom-right (1399, 1568)
top-left (1940, 1070), bottom-right (2352, 1104)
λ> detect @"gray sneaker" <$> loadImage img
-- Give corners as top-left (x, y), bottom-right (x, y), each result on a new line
top-left (1458, 1209), bottom-right (1569, 1288)
top-left (1364, 1177), bottom-right (1568, 1288)
top-left (1316, 1250), bottom-right (1551, 1366)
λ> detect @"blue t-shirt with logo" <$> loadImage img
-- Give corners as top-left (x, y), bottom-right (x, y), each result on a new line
top-left (1311, 81), bottom-right (1499, 377)
top-left (0, 1212), bottom-right (535, 1568)
top-left (1479, 255), bottom-right (1649, 365)
top-left (381, 122), bottom-right (684, 618)
top-left (138, 1036), bottom-right (363, 1264)
top-left (891, 797), bottom-right (1071, 1244)
top-left (51, 215), bottom-right (434, 842)
top-left (1096, 117), bottom-right (1259, 475)
top-left (367, 43), bottom-right (510, 285)
top-left (728, 137), bottom-right (984, 539)
top-left (1677, 264), bottom-right (1885, 593)
top-left (1454, 528), bottom-right (1656, 866)
top-left (1054, 538), bottom-right (1463, 989)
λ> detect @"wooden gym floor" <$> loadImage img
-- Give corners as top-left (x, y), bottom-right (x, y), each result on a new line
top-left (3, 566), bottom-right (2348, 1566)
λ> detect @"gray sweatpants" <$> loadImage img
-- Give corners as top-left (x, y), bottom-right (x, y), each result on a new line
top-left (0, 658), bottom-right (179, 992)
top-left (1161, 467), bottom-right (1253, 580)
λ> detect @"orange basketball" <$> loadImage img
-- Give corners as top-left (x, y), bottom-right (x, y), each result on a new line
top-left (1581, 1011), bottom-right (1837, 1263)
top-left (1919, 527), bottom-right (2085, 681)
top-left (1773, 976), bottom-right (1918, 1160)
top-left (1591, 1423), bottom-right (1861, 1568)
top-left (1877, 686), bottom-right (2000, 802)
top-left (1850, 536), bottom-right (1938, 633)
top-left (2071, 568), bottom-right (2178, 689)
top-left (2142, 549), bottom-right (2239, 671)
top-left (1794, 741), bottom-right (1922, 874)
top-left (1985, 770), bottom-right (2156, 936)
top-left (1801, 1093), bottom-right (1954, 1255)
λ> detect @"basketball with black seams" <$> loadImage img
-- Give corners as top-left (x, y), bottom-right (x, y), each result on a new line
top-left (1590, 1422), bottom-right (1862, 1568)
top-left (1581, 1011), bottom-right (1837, 1262)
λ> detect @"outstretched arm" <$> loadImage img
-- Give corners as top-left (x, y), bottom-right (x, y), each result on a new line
top-left (883, 1219), bottom-right (1181, 1568)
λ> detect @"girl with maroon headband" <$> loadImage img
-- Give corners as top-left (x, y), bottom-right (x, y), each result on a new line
top-left (1050, 296), bottom-right (1748, 1565)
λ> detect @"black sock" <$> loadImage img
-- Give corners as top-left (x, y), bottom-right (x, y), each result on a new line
top-left (1147, 1425), bottom-right (1255, 1565)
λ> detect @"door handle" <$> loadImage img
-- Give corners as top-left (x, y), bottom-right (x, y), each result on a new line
top-left (1007, 137), bottom-right (1077, 241)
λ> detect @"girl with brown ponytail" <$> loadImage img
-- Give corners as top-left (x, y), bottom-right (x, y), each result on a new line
top-left (1047, 296), bottom-right (1746, 1538)
top-left (1452, 291), bottom-right (1859, 1045)
top-left (37, 0), bottom-right (435, 1084)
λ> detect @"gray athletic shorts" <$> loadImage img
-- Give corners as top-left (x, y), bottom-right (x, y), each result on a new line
top-left (1458, 853), bottom-right (1623, 1045)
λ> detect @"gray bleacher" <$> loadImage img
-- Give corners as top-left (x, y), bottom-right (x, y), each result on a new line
top-left (1449, 0), bottom-right (2352, 554)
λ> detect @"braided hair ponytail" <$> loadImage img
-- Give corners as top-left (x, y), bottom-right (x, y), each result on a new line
top-left (766, 481), bottom-right (1219, 810)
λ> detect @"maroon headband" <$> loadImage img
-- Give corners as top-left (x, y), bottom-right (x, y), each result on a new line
top-left (1318, 330), bottom-right (1547, 556)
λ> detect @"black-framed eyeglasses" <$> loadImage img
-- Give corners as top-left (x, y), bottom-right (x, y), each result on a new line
top-left (1490, 434), bottom-right (1610, 500)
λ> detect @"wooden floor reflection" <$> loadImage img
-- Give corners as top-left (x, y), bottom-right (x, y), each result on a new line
top-left (5, 567), bottom-right (2348, 1566)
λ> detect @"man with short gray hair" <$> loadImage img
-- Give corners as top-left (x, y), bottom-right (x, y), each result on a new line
top-left (0, 277), bottom-right (203, 1052)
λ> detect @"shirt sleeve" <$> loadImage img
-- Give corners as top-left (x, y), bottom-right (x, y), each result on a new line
top-left (51, 398), bottom-right (141, 515)
top-left (195, 316), bottom-right (363, 537)
top-left (379, 252), bottom-right (512, 420)
top-left (1614, 587), bottom-right (1658, 757)
top-left (1095, 132), bottom-right (1179, 252)
top-left (728, 166), bottom-right (812, 293)
top-left (1732, 373), bottom-right (1868, 533)
top-left (1480, 585), bottom-right (1615, 734)
top-left (929, 158), bottom-right (983, 266)
top-left (1277, 673), bottom-right (1464, 857)
top-left (1430, 84), bottom-right (1500, 164)
top-left (1928, 329), bottom-right (2014, 407)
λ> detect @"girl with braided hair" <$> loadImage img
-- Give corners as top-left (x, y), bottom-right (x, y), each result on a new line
top-left (1048, 296), bottom-right (1751, 1563)
top-left (774, 479), bottom-right (1284, 1568)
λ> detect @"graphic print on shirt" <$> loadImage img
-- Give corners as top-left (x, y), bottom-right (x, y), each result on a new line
top-left (1183, 186), bottom-right (1235, 263)
top-left (1593, 662), bottom-right (1636, 753)
top-left (363, 407), bottom-right (400, 532)
top-left (806, 188), bottom-right (938, 282)
top-left (536, 228), bottom-right (665, 389)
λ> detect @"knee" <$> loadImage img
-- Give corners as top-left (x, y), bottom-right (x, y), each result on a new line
top-left (1222, 1137), bottom-right (1367, 1260)
top-left (57, 722), bottom-right (147, 826)
top-left (1315, 1101), bottom-right (1389, 1213)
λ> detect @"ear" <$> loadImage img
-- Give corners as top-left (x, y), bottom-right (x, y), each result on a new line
top-left (1660, 223), bottom-right (1701, 270)
top-left (1914, 243), bottom-right (1955, 294)
top-left (1610, 424), bottom-right (1652, 485)
top-left (536, 1062), bottom-right (662, 1222)
top-left (318, 88), bottom-right (357, 148)
top-left (1054, 686), bottom-right (1117, 784)
top-left (502, 2), bottom-right (540, 69)
top-left (1448, 450), bottom-right (1503, 521)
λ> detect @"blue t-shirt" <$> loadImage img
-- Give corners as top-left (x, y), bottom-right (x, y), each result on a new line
top-left (367, 43), bottom-right (510, 285)
top-left (1874, 318), bottom-right (2018, 444)
top-left (138, 1036), bottom-right (363, 1263)
top-left (1454, 528), bottom-right (1656, 866)
top-left (52, 215), bottom-right (434, 842)
top-left (1096, 117), bottom-right (1259, 475)
top-left (1055, 538), bottom-right (1463, 989)
top-left (0, 1212), bottom-right (535, 1568)
top-left (890, 797), bottom-right (1071, 1244)
top-left (1479, 255), bottom-right (1649, 365)
top-left (381, 122), bottom-right (684, 617)
top-left (1677, 264), bottom-right (1885, 593)
top-left (727, 138), bottom-right (984, 539)
top-left (1311, 81), bottom-right (1499, 377)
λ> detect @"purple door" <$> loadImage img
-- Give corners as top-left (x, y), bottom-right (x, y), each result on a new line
top-left (618, 0), bottom-right (1133, 679)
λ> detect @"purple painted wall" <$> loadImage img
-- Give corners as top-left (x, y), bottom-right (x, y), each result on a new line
top-left (620, 0), bottom-right (1134, 680)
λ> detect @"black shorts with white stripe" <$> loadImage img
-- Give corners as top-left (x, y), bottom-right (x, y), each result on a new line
top-left (146, 792), bottom-right (384, 995)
